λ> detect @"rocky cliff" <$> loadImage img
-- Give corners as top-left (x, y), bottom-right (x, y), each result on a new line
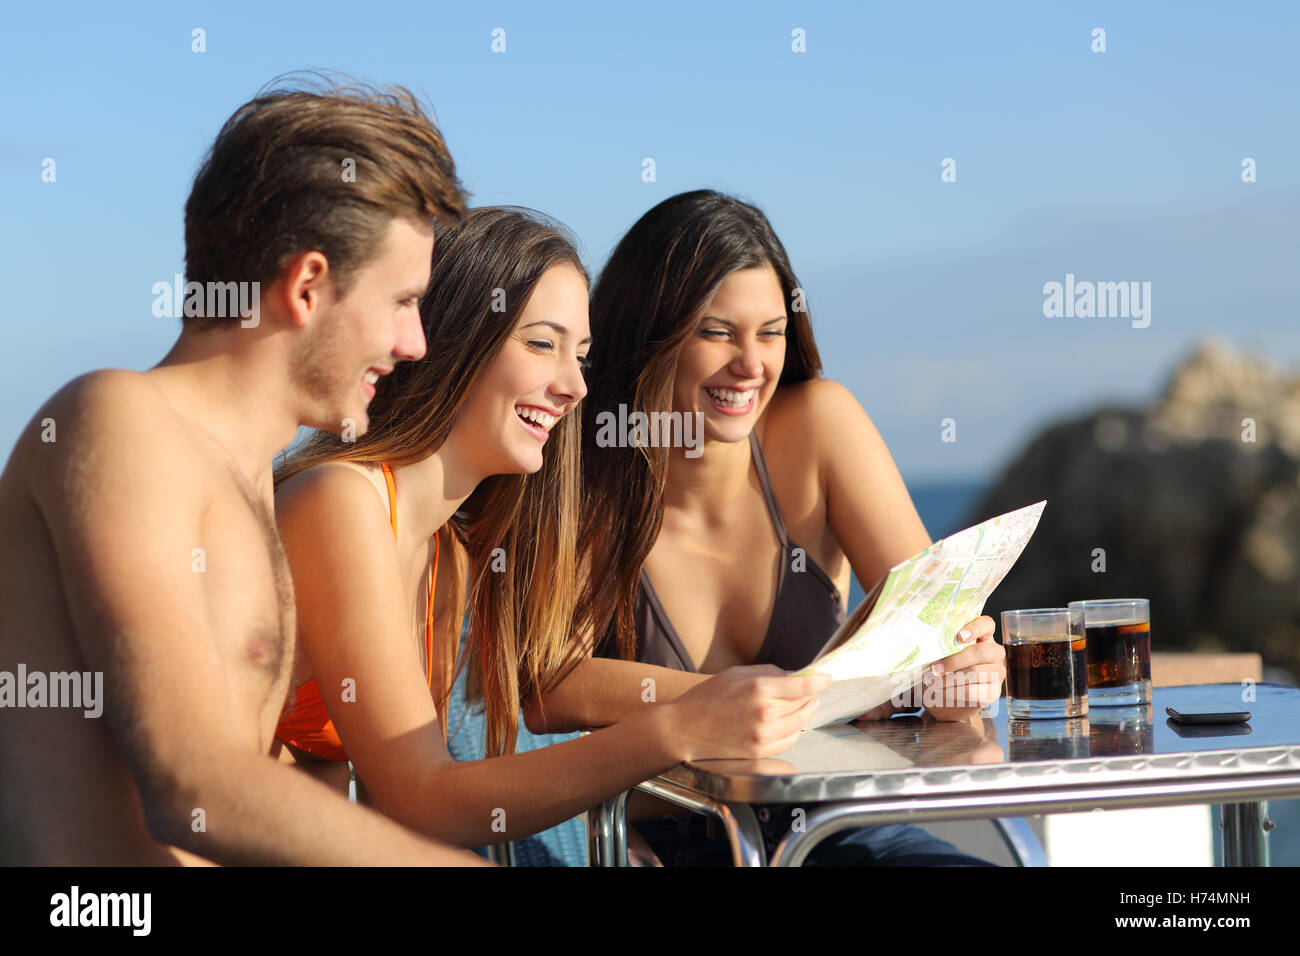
top-left (972, 337), bottom-right (1300, 679)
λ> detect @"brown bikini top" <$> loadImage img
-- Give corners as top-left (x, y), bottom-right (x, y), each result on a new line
top-left (603, 431), bottom-right (845, 673)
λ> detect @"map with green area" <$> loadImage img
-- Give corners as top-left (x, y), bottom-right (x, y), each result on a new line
top-left (798, 500), bottom-right (1046, 728)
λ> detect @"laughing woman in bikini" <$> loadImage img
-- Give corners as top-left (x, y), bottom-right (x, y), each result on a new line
top-left (532, 191), bottom-right (1006, 865)
top-left (270, 206), bottom-right (827, 849)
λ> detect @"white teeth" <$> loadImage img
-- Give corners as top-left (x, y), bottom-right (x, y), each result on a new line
top-left (363, 370), bottom-right (379, 384)
top-left (515, 406), bottom-right (556, 431)
top-left (705, 386), bottom-right (755, 407)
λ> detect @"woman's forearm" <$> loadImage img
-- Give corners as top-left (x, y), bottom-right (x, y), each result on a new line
top-left (525, 656), bottom-right (709, 733)
top-left (394, 656), bottom-right (830, 845)
top-left (398, 705), bottom-right (686, 846)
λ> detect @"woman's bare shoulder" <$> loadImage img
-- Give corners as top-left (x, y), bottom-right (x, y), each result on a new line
top-left (275, 460), bottom-right (390, 524)
top-left (764, 378), bottom-right (875, 455)
top-left (768, 377), bottom-right (863, 414)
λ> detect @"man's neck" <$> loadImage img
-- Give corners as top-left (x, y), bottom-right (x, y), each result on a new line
top-left (150, 326), bottom-right (301, 490)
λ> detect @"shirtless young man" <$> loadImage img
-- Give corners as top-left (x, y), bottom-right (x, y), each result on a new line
top-left (0, 83), bottom-right (486, 865)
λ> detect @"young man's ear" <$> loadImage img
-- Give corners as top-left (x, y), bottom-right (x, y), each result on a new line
top-left (275, 251), bottom-right (332, 329)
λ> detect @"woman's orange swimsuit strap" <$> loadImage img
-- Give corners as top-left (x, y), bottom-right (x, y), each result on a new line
top-left (275, 462), bottom-right (440, 763)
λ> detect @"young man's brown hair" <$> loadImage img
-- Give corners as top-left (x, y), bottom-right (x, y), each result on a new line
top-left (183, 74), bottom-right (469, 324)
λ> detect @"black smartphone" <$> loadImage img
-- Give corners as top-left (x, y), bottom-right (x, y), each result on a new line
top-left (1165, 706), bottom-right (1251, 725)
top-left (1167, 719), bottom-right (1253, 739)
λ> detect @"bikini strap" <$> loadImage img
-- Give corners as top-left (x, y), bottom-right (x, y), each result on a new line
top-left (380, 462), bottom-right (438, 687)
top-left (426, 532), bottom-right (439, 686)
top-left (747, 431), bottom-right (790, 547)
top-left (380, 462), bottom-right (399, 537)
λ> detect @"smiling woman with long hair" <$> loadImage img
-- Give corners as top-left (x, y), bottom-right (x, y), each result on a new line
top-left (534, 190), bottom-right (1005, 865)
top-left (269, 206), bottom-right (827, 849)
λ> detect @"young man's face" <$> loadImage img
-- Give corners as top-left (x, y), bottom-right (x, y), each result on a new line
top-left (294, 217), bottom-right (433, 435)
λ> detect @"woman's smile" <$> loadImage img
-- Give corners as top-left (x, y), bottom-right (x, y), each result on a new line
top-left (514, 403), bottom-right (560, 441)
top-left (702, 385), bottom-right (758, 416)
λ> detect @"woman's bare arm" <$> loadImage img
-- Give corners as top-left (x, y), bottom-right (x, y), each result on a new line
top-left (792, 379), bottom-right (1005, 720)
top-left (524, 653), bottom-right (709, 733)
top-left (277, 465), bottom-right (824, 847)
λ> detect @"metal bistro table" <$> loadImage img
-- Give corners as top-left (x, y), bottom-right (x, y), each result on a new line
top-left (590, 683), bottom-right (1300, 867)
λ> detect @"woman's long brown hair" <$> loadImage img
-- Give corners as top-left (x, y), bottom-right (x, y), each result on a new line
top-left (276, 206), bottom-right (588, 757)
top-left (571, 190), bottom-right (823, 668)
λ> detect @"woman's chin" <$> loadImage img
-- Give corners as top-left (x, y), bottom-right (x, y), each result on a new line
top-left (499, 447), bottom-right (545, 475)
top-left (700, 416), bottom-right (754, 445)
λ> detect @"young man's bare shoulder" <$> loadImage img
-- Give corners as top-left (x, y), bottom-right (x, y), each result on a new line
top-left (25, 369), bottom-right (185, 452)
top-left (14, 369), bottom-right (205, 505)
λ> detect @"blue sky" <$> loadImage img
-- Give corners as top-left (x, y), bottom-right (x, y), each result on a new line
top-left (2, 0), bottom-right (1296, 481)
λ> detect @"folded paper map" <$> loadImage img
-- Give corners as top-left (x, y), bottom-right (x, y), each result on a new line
top-left (796, 500), bottom-right (1046, 728)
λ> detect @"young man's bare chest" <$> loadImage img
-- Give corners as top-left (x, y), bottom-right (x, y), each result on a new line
top-left (199, 460), bottom-right (297, 737)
